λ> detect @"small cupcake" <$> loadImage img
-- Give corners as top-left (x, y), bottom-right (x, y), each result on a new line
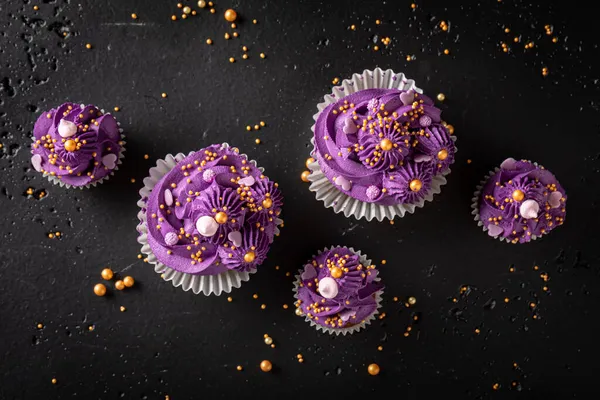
top-left (472, 158), bottom-right (567, 244)
top-left (307, 68), bottom-right (456, 221)
top-left (30, 102), bottom-right (125, 188)
top-left (137, 143), bottom-right (283, 295)
top-left (293, 246), bottom-right (384, 336)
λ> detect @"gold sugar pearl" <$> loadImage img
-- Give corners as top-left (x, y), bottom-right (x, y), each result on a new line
top-left (408, 296), bottom-right (417, 305)
top-left (183, 6), bottom-right (191, 14)
top-left (215, 211), bottom-right (228, 224)
top-left (94, 283), bottom-right (107, 297)
top-left (123, 276), bottom-right (135, 287)
top-left (367, 363), bottom-right (380, 376)
top-left (131, 13), bottom-right (138, 19)
top-left (262, 198), bottom-right (273, 209)
top-left (437, 149), bottom-right (448, 161)
top-left (101, 268), bottom-right (114, 280)
top-left (512, 189), bottom-right (525, 202)
top-left (305, 157), bottom-right (315, 168)
top-left (409, 179), bottom-right (422, 192)
top-left (206, 38), bottom-right (213, 45)
top-left (331, 267), bottom-right (343, 279)
top-left (115, 280), bottom-right (125, 290)
top-left (198, 0), bottom-right (206, 8)
top-left (224, 9), bottom-right (237, 22)
top-left (437, 93), bottom-right (445, 101)
top-left (244, 251), bottom-right (256, 263)
top-left (264, 336), bottom-right (273, 345)
top-left (301, 171), bottom-right (311, 182)
top-left (260, 360), bottom-right (272, 372)
top-left (380, 138), bottom-right (393, 151)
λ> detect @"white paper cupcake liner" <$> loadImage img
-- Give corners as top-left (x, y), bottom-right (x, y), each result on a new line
top-left (307, 67), bottom-right (457, 221)
top-left (292, 246), bottom-right (384, 336)
top-left (35, 106), bottom-right (126, 189)
top-left (137, 143), bottom-right (281, 296)
top-left (471, 160), bottom-right (543, 244)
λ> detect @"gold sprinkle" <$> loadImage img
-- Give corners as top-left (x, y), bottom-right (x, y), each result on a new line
top-left (229, 57), bottom-right (235, 63)
top-left (120, 306), bottom-right (126, 312)
top-left (131, 13), bottom-right (138, 19)
top-left (161, 93), bottom-right (167, 98)
top-left (227, 297), bottom-right (233, 302)
top-left (253, 294), bottom-right (258, 299)
top-left (260, 53), bottom-right (266, 59)
top-left (443, 49), bottom-right (450, 55)
top-left (437, 93), bottom-right (446, 101)
top-left (260, 304), bottom-right (266, 309)
top-left (144, 154), bottom-right (149, 159)
top-left (51, 378), bottom-right (57, 384)
top-left (85, 43), bottom-right (92, 49)
top-left (206, 38), bottom-right (213, 45)
top-left (255, 139), bottom-right (261, 144)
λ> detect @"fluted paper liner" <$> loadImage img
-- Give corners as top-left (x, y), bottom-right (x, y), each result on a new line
top-left (307, 68), bottom-right (457, 221)
top-left (292, 246), bottom-right (383, 336)
top-left (137, 143), bottom-right (280, 296)
top-left (35, 106), bottom-right (126, 189)
top-left (471, 160), bottom-right (543, 243)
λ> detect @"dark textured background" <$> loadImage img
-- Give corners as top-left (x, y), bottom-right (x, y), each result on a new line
top-left (1, 0), bottom-right (599, 399)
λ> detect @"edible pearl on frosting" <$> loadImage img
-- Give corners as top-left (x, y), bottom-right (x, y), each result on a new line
top-left (380, 138), bottom-right (393, 151)
top-left (437, 149), bottom-right (448, 160)
top-left (196, 215), bottom-right (219, 237)
top-left (58, 119), bottom-right (77, 138)
top-left (512, 189), bottom-right (525, 202)
top-left (164, 232), bottom-right (178, 246)
top-left (244, 251), bottom-right (256, 263)
top-left (214, 211), bottom-right (228, 224)
top-left (409, 179), bottom-right (423, 192)
top-left (202, 169), bottom-right (216, 182)
top-left (262, 198), bottom-right (273, 209)
top-left (64, 139), bottom-right (77, 152)
top-left (330, 267), bottom-right (343, 279)
top-left (318, 277), bottom-right (339, 299)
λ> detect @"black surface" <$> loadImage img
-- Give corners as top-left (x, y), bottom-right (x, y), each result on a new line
top-left (1, 0), bottom-right (600, 399)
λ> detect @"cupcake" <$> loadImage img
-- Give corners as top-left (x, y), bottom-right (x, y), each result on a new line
top-left (472, 158), bottom-right (567, 244)
top-left (307, 68), bottom-right (456, 221)
top-left (30, 102), bottom-right (125, 188)
top-left (293, 246), bottom-right (384, 336)
top-left (137, 143), bottom-right (283, 295)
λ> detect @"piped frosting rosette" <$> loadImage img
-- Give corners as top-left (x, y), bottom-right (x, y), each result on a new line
top-left (137, 143), bottom-right (283, 295)
top-left (30, 102), bottom-right (125, 189)
top-left (307, 68), bottom-right (456, 221)
top-left (471, 158), bottom-right (567, 244)
top-left (293, 246), bottom-right (384, 336)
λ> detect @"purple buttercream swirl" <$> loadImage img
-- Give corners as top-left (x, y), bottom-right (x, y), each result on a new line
top-left (30, 102), bottom-right (122, 187)
top-left (478, 159), bottom-right (567, 243)
top-left (295, 247), bottom-right (384, 330)
top-left (144, 144), bottom-right (283, 275)
top-left (314, 88), bottom-right (455, 205)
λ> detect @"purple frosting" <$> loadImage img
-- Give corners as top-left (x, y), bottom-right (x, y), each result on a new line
top-left (478, 158), bottom-right (567, 243)
top-left (30, 103), bottom-right (122, 187)
top-left (314, 88), bottom-right (455, 205)
top-left (144, 144), bottom-right (283, 275)
top-left (295, 247), bottom-right (384, 330)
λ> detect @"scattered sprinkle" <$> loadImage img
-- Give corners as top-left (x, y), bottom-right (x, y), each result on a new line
top-left (85, 43), bottom-right (92, 49)
top-left (229, 57), bottom-right (235, 63)
top-left (206, 38), bottom-right (213, 45)
top-left (255, 139), bottom-right (261, 145)
top-left (227, 297), bottom-right (233, 302)
top-left (260, 303), bottom-right (266, 309)
top-left (120, 306), bottom-right (126, 312)
top-left (253, 294), bottom-right (258, 299)
top-left (260, 360), bottom-right (272, 372)
top-left (437, 93), bottom-right (446, 101)
top-left (37, 323), bottom-right (43, 329)
top-left (407, 296), bottom-right (417, 305)
top-left (51, 378), bottom-right (57, 384)
top-left (144, 154), bottom-right (149, 159)
top-left (161, 93), bottom-right (167, 98)
top-left (131, 13), bottom-right (138, 19)
top-left (236, 365), bottom-right (243, 371)
top-left (260, 53), bottom-right (266, 59)
top-left (367, 363), bottom-right (380, 376)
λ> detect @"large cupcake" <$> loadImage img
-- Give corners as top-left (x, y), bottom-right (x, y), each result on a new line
top-left (137, 143), bottom-right (283, 295)
top-left (307, 68), bottom-right (456, 221)
top-left (30, 102), bottom-right (125, 188)
top-left (293, 246), bottom-right (384, 336)
top-left (472, 158), bottom-right (567, 244)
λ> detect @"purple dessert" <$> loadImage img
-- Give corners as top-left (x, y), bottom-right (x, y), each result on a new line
top-left (31, 102), bottom-right (123, 187)
top-left (476, 158), bottom-right (567, 244)
top-left (295, 247), bottom-right (384, 333)
top-left (313, 88), bottom-right (455, 205)
top-left (143, 144), bottom-right (283, 275)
